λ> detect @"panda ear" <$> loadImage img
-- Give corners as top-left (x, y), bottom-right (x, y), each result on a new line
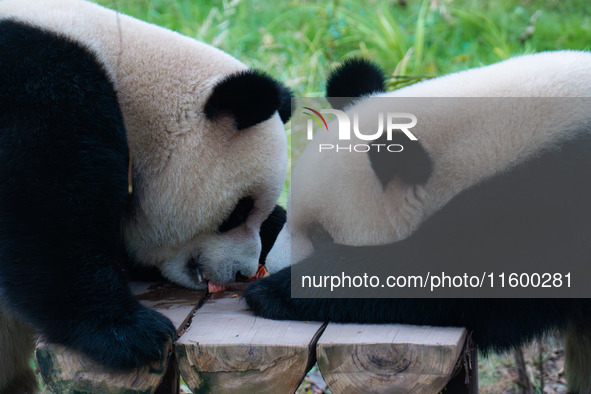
top-left (204, 70), bottom-right (293, 130)
top-left (326, 58), bottom-right (386, 111)
top-left (369, 132), bottom-right (432, 189)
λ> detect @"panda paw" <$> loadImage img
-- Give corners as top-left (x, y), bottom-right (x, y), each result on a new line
top-left (244, 268), bottom-right (298, 320)
top-left (72, 306), bottom-right (176, 370)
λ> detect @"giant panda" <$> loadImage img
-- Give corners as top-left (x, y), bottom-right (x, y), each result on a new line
top-left (245, 53), bottom-right (591, 392)
top-left (0, 0), bottom-right (291, 392)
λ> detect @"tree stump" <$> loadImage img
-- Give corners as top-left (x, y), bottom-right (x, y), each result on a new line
top-left (316, 323), bottom-right (467, 393)
top-left (36, 282), bottom-right (206, 393)
top-left (176, 290), bottom-right (326, 394)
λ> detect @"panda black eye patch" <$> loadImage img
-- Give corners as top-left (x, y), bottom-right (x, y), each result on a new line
top-left (218, 196), bottom-right (254, 233)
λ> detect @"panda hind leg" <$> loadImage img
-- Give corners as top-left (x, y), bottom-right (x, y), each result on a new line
top-left (0, 305), bottom-right (37, 394)
top-left (565, 322), bottom-right (591, 393)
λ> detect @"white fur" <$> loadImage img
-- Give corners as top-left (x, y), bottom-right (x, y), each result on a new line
top-left (0, 0), bottom-right (288, 288)
top-left (267, 51), bottom-right (591, 274)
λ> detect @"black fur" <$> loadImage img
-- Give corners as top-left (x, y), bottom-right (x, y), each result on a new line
top-left (369, 132), bottom-right (433, 188)
top-left (0, 369), bottom-right (37, 394)
top-left (259, 205), bottom-right (287, 265)
top-left (278, 83), bottom-right (293, 124)
top-left (245, 131), bottom-right (591, 352)
top-left (326, 58), bottom-right (386, 110)
top-left (0, 21), bottom-right (175, 370)
top-left (204, 70), bottom-right (293, 130)
top-left (218, 196), bottom-right (255, 233)
top-left (122, 260), bottom-right (168, 283)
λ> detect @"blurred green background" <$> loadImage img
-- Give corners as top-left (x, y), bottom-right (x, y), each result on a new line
top-left (96, 0), bottom-right (591, 96)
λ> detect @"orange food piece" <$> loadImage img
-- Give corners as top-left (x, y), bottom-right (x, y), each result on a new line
top-left (208, 281), bottom-right (228, 293)
top-left (207, 265), bottom-right (269, 293)
top-left (248, 264), bottom-right (269, 281)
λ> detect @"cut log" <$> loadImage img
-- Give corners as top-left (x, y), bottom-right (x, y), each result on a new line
top-left (132, 281), bottom-right (207, 335)
top-left (176, 290), bottom-right (326, 394)
top-left (36, 342), bottom-right (173, 394)
top-left (441, 344), bottom-right (478, 394)
top-left (316, 323), bottom-right (467, 394)
top-left (36, 282), bottom-right (206, 394)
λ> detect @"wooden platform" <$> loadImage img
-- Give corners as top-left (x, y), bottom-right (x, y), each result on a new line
top-left (36, 282), bottom-right (476, 393)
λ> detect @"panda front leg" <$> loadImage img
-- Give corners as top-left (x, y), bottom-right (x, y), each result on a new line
top-left (0, 146), bottom-right (176, 372)
top-left (0, 303), bottom-right (36, 394)
top-left (0, 21), bottom-right (175, 371)
top-left (0, 126), bottom-right (176, 371)
top-left (0, 156), bottom-right (176, 373)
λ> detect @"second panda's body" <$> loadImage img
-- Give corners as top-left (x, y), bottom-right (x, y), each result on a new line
top-left (246, 53), bottom-right (591, 392)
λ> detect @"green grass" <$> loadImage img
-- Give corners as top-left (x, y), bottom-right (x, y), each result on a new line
top-left (96, 0), bottom-right (591, 96)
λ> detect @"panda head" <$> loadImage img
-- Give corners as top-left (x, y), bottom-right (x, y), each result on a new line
top-left (266, 51), bottom-right (591, 274)
top-left (266, 58), bottom-right (434, 273)
top-left (122, 66), bottom-right (292, 290)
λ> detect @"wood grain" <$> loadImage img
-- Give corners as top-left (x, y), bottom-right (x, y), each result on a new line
top-left (36, 342), bottom-right (173, 394)
top-left (36, 282), bottom-right (206, 394)
top-left (316, 323), bottom-right (467, 394)
top-left (176, 291), bottom-right (326, 394)
top-left (131, 281), bottom-right (207, 335)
